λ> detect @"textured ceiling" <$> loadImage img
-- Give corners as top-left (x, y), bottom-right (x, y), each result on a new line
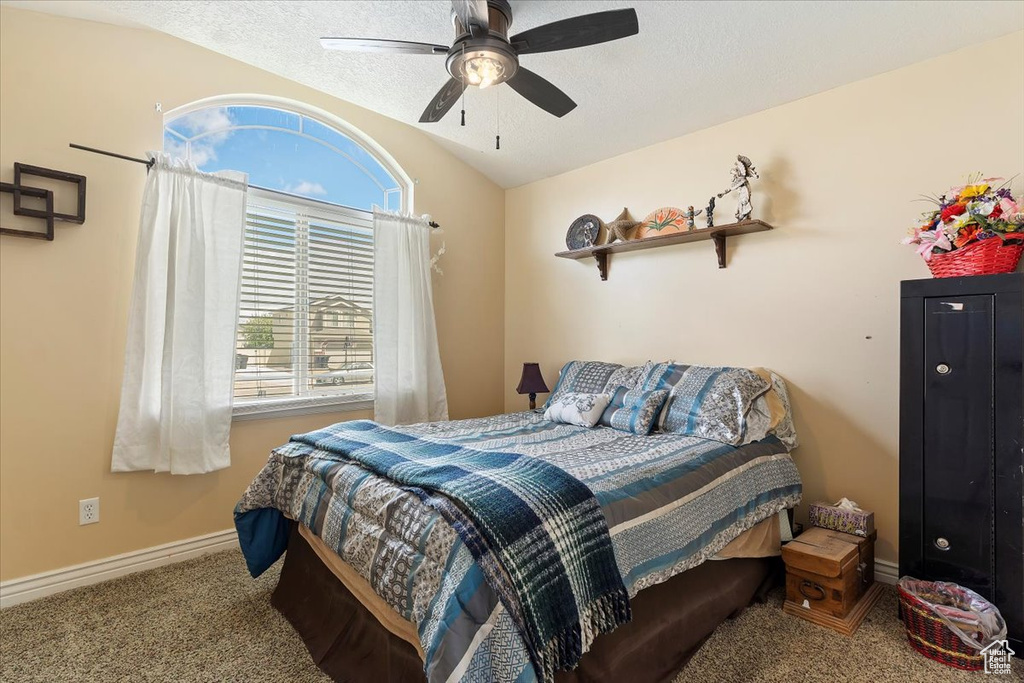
top-left (5, 0), bottom-right (1023, 188)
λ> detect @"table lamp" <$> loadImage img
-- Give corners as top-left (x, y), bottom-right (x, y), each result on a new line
top-left (516, 362), bottom-right (549, 410)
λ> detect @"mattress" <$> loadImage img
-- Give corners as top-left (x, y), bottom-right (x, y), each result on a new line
top-left (236, 411), bottom-right (802, 683)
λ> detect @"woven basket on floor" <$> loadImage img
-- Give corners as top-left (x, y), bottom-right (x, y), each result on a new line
top-left (897, 583), bottom-right (985, 670)
top-left (926, 237), bottom-right (1024, 278)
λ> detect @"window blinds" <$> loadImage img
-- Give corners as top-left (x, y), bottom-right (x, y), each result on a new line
top-left (235, 189), bottom-right (374, 403)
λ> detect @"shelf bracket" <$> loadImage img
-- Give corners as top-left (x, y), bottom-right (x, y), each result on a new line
top-left (594, 251), bottom-right (608, 281)
top-left (712, 233), bottom-right (727, 269)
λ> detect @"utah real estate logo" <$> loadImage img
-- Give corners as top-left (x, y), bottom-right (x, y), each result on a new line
top-left (981, 640), bottom-right (1014, 675)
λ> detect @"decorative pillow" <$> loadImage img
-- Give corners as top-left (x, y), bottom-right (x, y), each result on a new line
top-left (636, 361), bottom-right (687, 392)
top-left (544, 392), bottom-right (611, 428)
top-left (657, 365), bottom-right (772, 444)
top-left (599, 387), bottom-right (670, 434)
top-left (601, 362), bottom-right (652, 393)
top-left (544, 360), bottom-right (622, 409)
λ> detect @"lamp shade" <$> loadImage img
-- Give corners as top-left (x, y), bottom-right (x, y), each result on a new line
top-left (516, 363), bottom-right (549, 395)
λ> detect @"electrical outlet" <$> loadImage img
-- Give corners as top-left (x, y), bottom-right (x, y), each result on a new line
top-left (79, 498), bottom-right (99, 525)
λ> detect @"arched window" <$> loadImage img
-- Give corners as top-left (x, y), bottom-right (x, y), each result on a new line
top-left (163, 99), bottom-right (406, 211)
top-left (164, 97), bottom-right (412, 416)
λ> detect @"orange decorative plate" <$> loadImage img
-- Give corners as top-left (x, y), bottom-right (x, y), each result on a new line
top-left (635, 207), bottom-right (687, 240)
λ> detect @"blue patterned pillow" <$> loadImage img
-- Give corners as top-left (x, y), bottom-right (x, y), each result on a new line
top-left (599, 387), bottom-right (670, 434)
top-left (601, 362), bottom-right (651, 393)
top-left (656, 365), bottom-right (771, 444)
top-left (544, 360), bottom-right (623, 409)
top-left (636, 362), bottom-right (687, 391)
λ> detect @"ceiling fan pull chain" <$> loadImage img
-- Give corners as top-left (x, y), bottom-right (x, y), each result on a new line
top-left (460, 44), bottom-right (467, 127)
top-left (495, 87), bottom-right (500, 150)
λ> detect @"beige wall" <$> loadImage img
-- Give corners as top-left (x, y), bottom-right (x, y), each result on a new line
top-left (504, 31), bottom-right (1024, 565)
top-left (2, 6), bottom-right (1021, 583)
top-left (0, 8), bottom-right (505, 581)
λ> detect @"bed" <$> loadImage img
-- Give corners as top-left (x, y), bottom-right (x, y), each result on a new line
top-left (235, 363), bottom-right (802, 683)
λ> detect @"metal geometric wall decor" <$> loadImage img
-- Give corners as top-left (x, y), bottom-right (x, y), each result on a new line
top-left (15, 163), bottom-right (87, 223)
top-left (1, 163), bottom-right (87, 241)
top-left (0, 182), bottom-right (55, 241)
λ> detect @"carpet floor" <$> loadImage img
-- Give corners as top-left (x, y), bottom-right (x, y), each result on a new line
top-left (1, 549), bottom-right (1019, 682)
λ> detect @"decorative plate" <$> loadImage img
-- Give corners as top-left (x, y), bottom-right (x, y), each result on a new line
top-left (566, 214), bottom-right (602, 250)
top-left (635, 207), bottom-right (687, 240)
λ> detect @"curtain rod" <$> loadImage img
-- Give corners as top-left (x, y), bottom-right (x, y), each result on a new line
top-left (70, 143), bottom-right (154, 169)
top-left (69, 142), bottom-right (440, 229)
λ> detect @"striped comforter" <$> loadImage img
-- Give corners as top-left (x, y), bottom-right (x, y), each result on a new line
top-left (235, 411), bottom-right (802, 683)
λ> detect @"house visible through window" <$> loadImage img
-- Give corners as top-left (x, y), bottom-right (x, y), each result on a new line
top-left (163, 101), bottom-right (408, 412)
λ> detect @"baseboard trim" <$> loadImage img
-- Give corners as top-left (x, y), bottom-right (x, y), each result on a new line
top-left (875, 558), bottom-right (899, 585)
top-left (0, 528), bottom-right (238, 609)
top-left (0, 531), bottom-right (901, 608)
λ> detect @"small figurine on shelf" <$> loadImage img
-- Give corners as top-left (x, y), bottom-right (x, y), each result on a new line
top-left (706, 196), bottom-right (716, 228)
top-left (717, 154), bottom-right (759, 222)
top-left (683, 205), bottom-right (702, 230)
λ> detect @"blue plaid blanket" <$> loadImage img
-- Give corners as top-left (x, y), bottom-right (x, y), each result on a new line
top-left (288, 420), bottom-right (630, 682)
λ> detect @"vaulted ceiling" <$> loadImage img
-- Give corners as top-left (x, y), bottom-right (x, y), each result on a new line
top-left (6, 0), bottom-right (1023, 187)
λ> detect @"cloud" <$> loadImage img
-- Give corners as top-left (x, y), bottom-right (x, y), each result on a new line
top-left (175, 107), bottom-right (233, 138)
top-left (286, 180), bottom-right (328, 197)
top-left (165, 107), bottom-right (234, 166)
top-left (163, 136), bottom-right (194, 164)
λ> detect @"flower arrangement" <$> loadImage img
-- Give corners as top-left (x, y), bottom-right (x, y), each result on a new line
top-left (904, 176), bottom-right (1023, 261)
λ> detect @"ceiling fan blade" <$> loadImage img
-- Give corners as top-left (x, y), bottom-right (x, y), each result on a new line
top-left (506, 67), bottom-right (577, 118)
top-left (419, 77), bottom-right (468, 123)
top-left (452, 0), bottom-right (489, 37)
top-left (320, 37), bottom-right (449, 55)
top-left (510, 8), bottom-right (639, 55)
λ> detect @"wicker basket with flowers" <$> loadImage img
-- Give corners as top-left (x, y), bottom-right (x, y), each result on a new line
top-left (903, 176), bottom-right (1023, 278)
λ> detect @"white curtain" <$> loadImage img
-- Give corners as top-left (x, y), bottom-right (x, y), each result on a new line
top-left (111, 153), bottom-right (248, 474)
top-left (372, 210), bottom-right (449, 425)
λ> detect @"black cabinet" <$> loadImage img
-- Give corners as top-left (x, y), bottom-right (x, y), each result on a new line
top-left (900, 273), bottom-right (1023, 651)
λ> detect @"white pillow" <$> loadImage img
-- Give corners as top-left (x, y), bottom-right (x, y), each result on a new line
top-left (544, 392), bottom-right (611, 428)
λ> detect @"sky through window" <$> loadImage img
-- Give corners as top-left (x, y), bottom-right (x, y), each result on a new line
top-left (164, 105), bottom-right (402, 211)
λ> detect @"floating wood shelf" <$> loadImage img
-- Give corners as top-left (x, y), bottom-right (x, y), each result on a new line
top-left (555, 219), bottom-right (774, 281)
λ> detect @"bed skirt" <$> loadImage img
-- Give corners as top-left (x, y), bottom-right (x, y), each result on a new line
top-left (271, 524), bottom-right (780, 683)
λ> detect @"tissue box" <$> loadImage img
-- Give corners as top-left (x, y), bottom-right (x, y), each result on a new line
top-left (809, 501), bottom-right (875, 538)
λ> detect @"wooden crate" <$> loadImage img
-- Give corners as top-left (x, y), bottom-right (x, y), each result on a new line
top-left (782, 527), bottom-right (879, 634)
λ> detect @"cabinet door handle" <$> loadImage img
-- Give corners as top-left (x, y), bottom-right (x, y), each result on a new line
top-left (936, 363), bottom-right (951, 375)
top-left (935, 537), bottom-right (951, 551)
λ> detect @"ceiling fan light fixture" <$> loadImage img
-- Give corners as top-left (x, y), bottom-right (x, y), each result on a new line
top-left (465, 54), bottom-right (503, 88)
top-left (448, 44), bottom-right (517, 89)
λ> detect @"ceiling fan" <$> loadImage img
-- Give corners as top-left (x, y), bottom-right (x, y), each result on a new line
top-left (321, 0), bottom-right (639, 123)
